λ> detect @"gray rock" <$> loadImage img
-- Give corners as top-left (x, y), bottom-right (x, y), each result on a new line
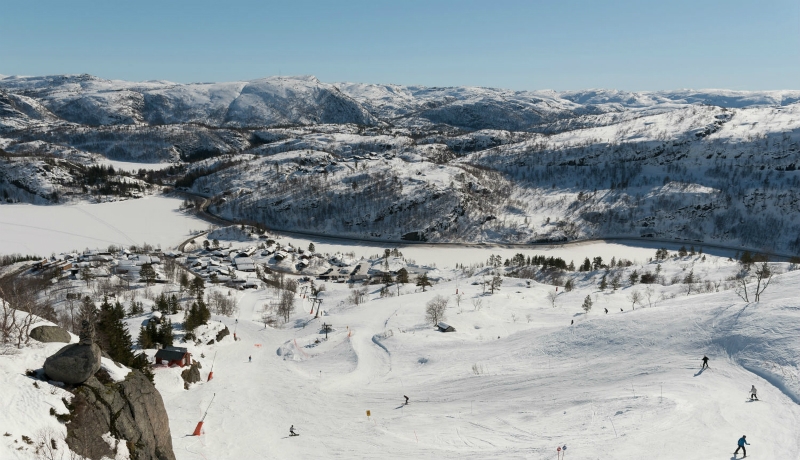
top-left (43, 343), bottom-right (102, 384)
top-left (215, 326), bottom-right (230, 342)
top-left (66, 371), bottom-right (176, 460)
top-left (30, 325), bottom-right (71, 343)
top-left (78, 319), bottom-right (95, 345)
top-left (180, 361), bottom-right (202, 390)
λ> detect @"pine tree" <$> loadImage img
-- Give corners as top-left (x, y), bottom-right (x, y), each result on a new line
top-left (395, 268), bottom-right (409, 284)
top-left (599, 275), bottom-right (608, 291)
top-left (416, 273), bottom-right (432, 292)
top-left (157, 319), bottom-right (174, 347)
top-left (140, 263), bottom-right (157, 286)
top-left (582, 295), bottom-right (593, 314)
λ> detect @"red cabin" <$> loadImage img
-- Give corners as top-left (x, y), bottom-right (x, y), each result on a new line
top-left (154, 346), bottom-right (191, 367)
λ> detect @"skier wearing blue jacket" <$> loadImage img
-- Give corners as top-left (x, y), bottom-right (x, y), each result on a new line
top-left (734, 435), bottom-right (749, 457)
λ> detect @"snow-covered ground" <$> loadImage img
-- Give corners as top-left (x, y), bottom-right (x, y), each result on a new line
top-left (0, 196), bottom-right (207, 255)
top-left (95, 159), bottom-right (177, 173)
top-left (155, 258), bottom-right (799, 460)
top-left (2, 244), bottom-right (799, 459)
top-left (271, 233), bottom-right (730, 268)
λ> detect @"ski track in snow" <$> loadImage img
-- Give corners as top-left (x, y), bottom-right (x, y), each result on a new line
top-left (149, 269), bottom-right (800, 460)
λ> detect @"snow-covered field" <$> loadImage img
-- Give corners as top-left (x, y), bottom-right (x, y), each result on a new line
top-left (95, 159), bottom-right (177, 173)
top-left (151, 262), bottom-right (800, 460)
top-left (272, 233), bottom-right (730, 268)
top-left (0, 196), bottom-right (207, 255)
top-left (2, 244), bottom-right (800, 459)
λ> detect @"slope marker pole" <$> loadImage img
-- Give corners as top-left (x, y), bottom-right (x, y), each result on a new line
top-left (192, 393), bottom-right (216, 436)
top-left (207, 351), bottom-right (218, 381)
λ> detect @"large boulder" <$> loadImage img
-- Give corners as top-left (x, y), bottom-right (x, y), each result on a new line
top-left (66, 371), bottom-right (176, 460)
top-left (215, 326), bottom-right (230, 342)
top-left (30, 325), bottom-right (71, 343)
top-left (180, 361), bottom-right (202, 390)
top-left (43, 343), bottom-right (102, 384)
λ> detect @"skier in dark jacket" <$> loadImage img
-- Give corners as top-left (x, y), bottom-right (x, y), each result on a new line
top-left (404, 395), bottom-right (409, 405)
top-left (290, 425), bottom-right (297, 436)
top-left (701, 356), bottom-right (710, 369)
top-left (734, 435), bottom-right (749, 457)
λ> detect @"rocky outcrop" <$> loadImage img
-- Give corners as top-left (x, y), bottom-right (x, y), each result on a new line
top-left (44, 342), bottom-right (102, 384)
top-left (66, 370), bottom-right (176, 460)
top-left (180, 361), bottom-right (202, 390)
top-left (43, 320), bottom-right (101, 384)
top-left (215, 326), bottom-right (230, 342)
top-left (30, 325), bottom-right (71, 343)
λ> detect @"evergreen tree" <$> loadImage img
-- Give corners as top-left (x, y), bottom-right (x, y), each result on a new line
top-left (140, 263), bottom-right (157, 286)
top-left (157, 319), bottom-right (174, 347)
top-left (395, 268), bottom-right (409, 284)
top-left (416, 272), bottom-right (432, 292)
top-left (582, 295), bottom-right (593, 314)
top-left (599, 275), bottom-right (608, 291)
top-left (580, 258), bottom-right (591, 272)
top-left (169, 295), bottom-right (180, 314)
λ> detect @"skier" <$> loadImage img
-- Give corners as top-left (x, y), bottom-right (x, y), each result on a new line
top-left (249, 356), bottom-right (252, 363)
top-left (570, 319), bottom-right (574, 325)
top-left (604, 308), bottom-right (608, 314)
top-left (289, 425), bottom-right (298, 436)
top-left (404, 395), bottom-right (409, 405)
top-left (734, 435), bottom-right (749, 457)
top-left (750, 385), bottom-right (758, 401)
top-left (701, 355), bottom-right (710, 370)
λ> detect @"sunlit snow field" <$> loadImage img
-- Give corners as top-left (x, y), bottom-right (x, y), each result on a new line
top-left (0, 196), bottom-right (207, 255)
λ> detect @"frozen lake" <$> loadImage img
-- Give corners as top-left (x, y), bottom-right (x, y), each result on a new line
top-left (1, 194), bottom-right (729, 267)
top-left (0, 196), bottom-right (208, 256)
top-left (272, 233), bottom-right (728, 269)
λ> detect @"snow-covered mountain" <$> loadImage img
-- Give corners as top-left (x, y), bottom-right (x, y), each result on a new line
top-left (2, 74), bottom-right (800, 252)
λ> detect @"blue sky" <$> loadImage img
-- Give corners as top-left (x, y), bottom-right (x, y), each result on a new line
top-left (1, 0), bottom-right (797, 90)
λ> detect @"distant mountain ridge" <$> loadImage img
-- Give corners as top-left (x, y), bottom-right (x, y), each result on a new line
top-left (2, 73), bottom-right (800, 252)
top-left (2, 73), bottom-right (798, 131)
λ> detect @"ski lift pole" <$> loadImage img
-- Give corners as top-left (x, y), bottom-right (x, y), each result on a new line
top-left (192, 393), bottom-right (216, 436)
top-left (314, 298), bottom-right (323, 318)
top-left (207, 351), bottom-right (218, 381)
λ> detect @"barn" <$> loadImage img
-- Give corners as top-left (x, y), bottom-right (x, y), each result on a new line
top-left (437, 322), bottom-right (456, 333)
top-left (154, 346), bottom-right (191, 367)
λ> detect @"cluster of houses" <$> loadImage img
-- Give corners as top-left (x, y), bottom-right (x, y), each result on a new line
top-left (30, 248), bottom-right (169, 283)
top-left (28, 236), bottom-right (438, 292)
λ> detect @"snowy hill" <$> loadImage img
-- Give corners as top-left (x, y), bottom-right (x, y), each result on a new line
top-left (2, 74), bottom-right (800, 252)
top-left (2, 229), bottom-right (800, 459)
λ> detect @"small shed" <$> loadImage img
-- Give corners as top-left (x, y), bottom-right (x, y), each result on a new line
top-left (154, 346), bottom-right (191, 367)
top-left (437, 322), bottom-right (456, 333)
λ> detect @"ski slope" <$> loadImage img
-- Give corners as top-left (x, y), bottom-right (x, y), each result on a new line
top-left (152, 265), bottom-right (800, 459)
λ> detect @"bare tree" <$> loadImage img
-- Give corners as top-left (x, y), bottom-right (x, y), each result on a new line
top-left (472, 298), bottom-right (483, 311)
top-left (208, 291), bottom-right (237, 316)
top-left (260, 304), bottom-right (276, 329)
top-left (489, 274), bottom-right (503, 294)
top-left (627, 290), bottom-right (642, 310)
top-left (425, 295), bottom-right (448, 325)
top-left (547, 290), bottom-right (559, 308)
top-left (733, 269), bottom-right (751, 303)
top-left (644, 286), bottom-right (657, 308)
top-left (348, 287), bottom-right (368, 306)
top-left (0, 277), bottom-right (51, 348)
top-left (753, 262), bottom-right (774, 302)
top-left (277, 290), bottom-right (295, 323)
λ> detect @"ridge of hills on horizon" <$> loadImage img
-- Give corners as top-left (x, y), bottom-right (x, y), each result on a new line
top-left (1, 73), bottom-right (800, 254)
